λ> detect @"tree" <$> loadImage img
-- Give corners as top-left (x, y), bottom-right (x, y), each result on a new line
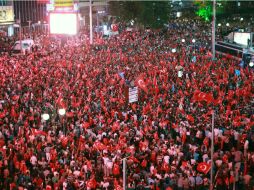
top-left (108, 1), bottom-right (171, 29)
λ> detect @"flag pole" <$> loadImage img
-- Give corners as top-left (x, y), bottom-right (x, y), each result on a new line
top-left (123, 158), bottom-right (126, 190)
top-left (210, 111), bottom-right (215, 190)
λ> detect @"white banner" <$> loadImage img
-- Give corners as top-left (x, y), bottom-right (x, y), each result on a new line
top-left (129, 87), bottom-right (138, 103)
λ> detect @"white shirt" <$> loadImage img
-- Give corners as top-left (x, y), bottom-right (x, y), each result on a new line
top-left (164, 155), bottom-right (170, 164)
top-left (30, 155), bottom-right (37, 165)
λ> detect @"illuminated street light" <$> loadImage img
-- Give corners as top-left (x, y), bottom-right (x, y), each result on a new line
top-left (226, 23), bottom-right (230, 27)
top-left (172, 48), bottom-right (176, 53)
top-left (218, 23), bottom-right (221, 27)
top-left (240, 18), bottom-right (243, 21)
top-left (42, 113), bottom-right (50, 121)
top-left (249, 61), bottom-right (254, 67)
top-left (58, 108), bottom-right (66, 116)
top-left (192, 39), bottom-right (196, 43)
top-left (181, 39), bottom-right (185, 43)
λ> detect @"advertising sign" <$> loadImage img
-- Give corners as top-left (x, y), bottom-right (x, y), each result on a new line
top-left (0, 6), bottom-right (14, 24)
top-left (54, 0), bottom-right (73, 7)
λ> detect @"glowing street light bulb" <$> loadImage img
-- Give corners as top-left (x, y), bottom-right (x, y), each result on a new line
top-left (249, 61), bottom-right (254, 67)
top-left (58, 108), bottom-right (66, 116)
top-left (218, 23), bottom-right (221, 27)
top-left (192, 39), bottom-right (196, 43)
top-left (240, 18), bottom-right (243, 21)
top-left (172, 48), bottom-right (176, 53)
top-left (181, 39), bottom-right (185, 43)
top-left (42, 113), bottom-right (50, 121)
top-left (226, 23), bottom-right (230, 27)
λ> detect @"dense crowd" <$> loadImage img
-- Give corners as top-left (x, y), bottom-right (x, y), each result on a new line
top-left (0, 18), bottom-right (254, 190)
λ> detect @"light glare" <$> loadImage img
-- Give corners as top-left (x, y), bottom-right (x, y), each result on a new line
top-left (42, 113), bottom-right (50, 121)
top-left (58, 108), bottom-right (66, 116)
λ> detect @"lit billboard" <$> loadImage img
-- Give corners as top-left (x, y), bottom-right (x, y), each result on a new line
top-left (0, 6), bottom-right (14, 24)
top-left (233, 32), bottom-right (251, 47)
top-left (54, 0), bottom-right (73, 7)
top-left (49, 12), bottom-right (77, 35)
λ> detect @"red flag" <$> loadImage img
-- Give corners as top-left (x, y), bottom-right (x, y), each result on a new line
top-left (12, 95), bottom-right (20, 101)
top-left (93, 141), bottom-right (106, 151)
top-left (113, 163), bottom-right (120, 176)
top-left (203, 137), bottom-right (209, 147)
top-left (86, 178), bottom-right (97, 189)
top-left (31, 128), bottom-right (47, 136)
top-left (115, 185), bottom-right (123, 190)
top-left (0, 111), bottom-right (6, 119)
top-left (82, 122), bottom-right (90, 129)
top-left (197, 162), bottom-right (211, 174)
top-left (111, 24), bottom-right (118, 32)
top-left (66, 112), bottom-right (74, 118)
top-left (61, 136), bottom-right (68, 147)
top-left (135, 75), bottom-right (148, 93)
top-left (186, 115), bottom-right (194, 123)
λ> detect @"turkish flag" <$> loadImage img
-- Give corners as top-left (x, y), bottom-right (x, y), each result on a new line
top-left (86, 178), bottom-right (97, 189)
top-left (197, 162), bottom-right (211, 174)
top-left (12, 95), bottom-right (20, 101)
top-left (61, 136), bottom-right (68, 147)
top-left (113, 164), bottom-right (120, 176)
top-left (31, 128), bottom-right (47, 136)
top-left (203, 137), bottom-right (209, 147)
top-left (66, 112), bottom-right (74, 118)
top-left (115, 185), bottom-right (123, 190)
top-left (186, 115), bottom-right (194, 123)
top-left (82, 122), bottom-right (90, 129)
top-left (135, 75), bottom-right (148, 93)
top-left (111, 24), bottom-right (118, 32)
top-left (0, 111), bottom-right (6, 119)
top-left (93, 141), bottom-right (106, 151)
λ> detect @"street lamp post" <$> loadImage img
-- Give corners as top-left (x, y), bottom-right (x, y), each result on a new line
top-left (28, 20), bottom-right (32, 39)
top-left (89, 0), bottom-right (93, 45)
top-left (19, 11), bottom-right (22, 53)
top-left (212, 0), bottom-right (216, 59)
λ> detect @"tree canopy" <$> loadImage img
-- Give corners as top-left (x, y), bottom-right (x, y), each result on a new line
top-left (109, 1), bottom-right (171, 28)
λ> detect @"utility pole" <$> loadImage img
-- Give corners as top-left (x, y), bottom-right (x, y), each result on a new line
top-left (89, 0), bottom-right (93, 45)
top-left (212, 0), bottom-right (216, 59)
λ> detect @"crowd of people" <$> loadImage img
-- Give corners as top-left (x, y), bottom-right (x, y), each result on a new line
top-left (0, 17), bottom-right (254, 190)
